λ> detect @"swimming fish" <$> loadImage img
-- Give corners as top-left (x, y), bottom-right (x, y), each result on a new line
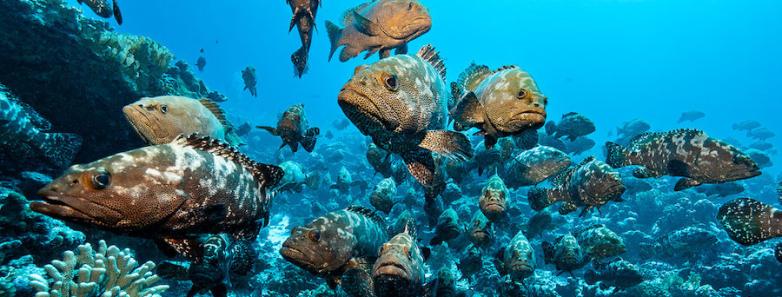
top-left (616, 119), bottom-right (651, 142)
top-left (276, 161), bottom-right (320, 193)
top-left (369, 178), bottom-right (398, 213)
top-left (479, 174), bottom-right (509, 221)
top-left (677, 111), bottom-right (705, 123)
top-left (280, 206), bottom-right (388, 288)
top-left (717, 198), bottom-right (782, 245)
top-left (196, 49), bottom-right (207, 72)
top-left (333, 118), bottom-right (351, 130)
top-left (584, 259), bottom-right (643, 290)
top-left (450, 64), bottom-right (547, 149)
top-left (372, 223), bottom-right (428, 297)
top-left (366, 143), bottom-right (407, 184)
top-left (573, 224), bottom-right (626, 262)
top-left (326, 0), bottom-right (432, 62)
top-left (605, 129), bottom-right (761, 191)
top-left (504, 145), bottom-right (571, 188)
top-left (528, 157), bottom-right (625, 216)
top-left (31, 134), bottom-right (283, 260)
top-left (430, 208), bottom-right (461, 246)
top-left (541, 233), bottom-right (589, 276)
top-left (330, 165), bottom-right (368, 195)
top-left (564, 137), bottom-right (596, 156)
top-left (495, 231), bottom-right (536, 284)
top-left (0, 86), bottom-right (82, 174)
top-left (257, 104), bottom-right (320, 153)
top-left (694, 182), bottom-right (745, 198)
top-left (157, 235), bottom-right (245, 297)
top-left (287, 0), bottom-right (321, 77)
top-left (471, 137), bottom-right (514, 176)
top-left (241, 66), bottom-right (257, 97)
top-left (123, 96), bottom-right (244, 147)
top-left (338, 45), bottom-right (472, 200)
top-left (747, 127), bottom-right (775, 141)
top-left (457, 245), bottom-right (483, 280)
top-left (732, 120), bottom-right (761, 132)
top-left (77, 0), bottom-right (122, 25)
top-left (467, 210), bottom-right (493, 247)
top-left (545, 112), bottom-right (595, 141)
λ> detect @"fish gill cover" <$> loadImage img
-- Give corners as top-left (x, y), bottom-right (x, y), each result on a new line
top-left (0, 0), bottom-right (781, 296)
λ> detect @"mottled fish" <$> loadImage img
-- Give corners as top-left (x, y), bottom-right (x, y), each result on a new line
top-left (606, 129), bottom-right (761, 191)
top-left (338, 45), bottom-right (472, 199)
top-left (123, 96), bottom-right (244, 147)
top-left (369, 178), bottom-right (397, 214)
top-left (542, 233), bottom-right (589, 275)
top-left (77, 0), bottom-right (122, 25)
top-left (574, 224), bottom-right (626, 262)
top-left (287, 0), bottom-right (321, 77)
top-left (495, 231), bottom-right (536, 284)
top-left (504, 145), bottom-right (571, 189)
top-left (717, 198), bottom-right (782, 245)
top-left (257, 104), bottom-right (320, 153)
top-left (479, 174), bottom-right (509, 221)
top-left (326, 0), bottom-right (432, 62)
top-left (467, 210), bottom-right (492, 247)
top-left (450, 64), bottom-right (547, 148)
top-left (677, 111), bottom-right (705, 123)
top-left (372, 223), bottom-right (428, 297)
top-left (241, 66), bottom-right (257, 97)
top-left (32, 134), bottom-right (283, 259)
top-left (584, 259), bottom-right (643, 290)
top-left (545, 112), bottom-right (595, 141)
top-left (276, 161), bottom-right (319, 193)
top-left (430, 208), bottom-right (460, 246)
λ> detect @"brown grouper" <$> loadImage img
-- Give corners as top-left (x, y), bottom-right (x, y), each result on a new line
top-left (717, 198), bottom-right (782, 246)
top-left (450, 64), bottom-right (548, 149)
top-left (606, 129), bottom-right (761, 191)
top-left (257, 103), bottom-right (320, 153)
top-left (372, 223), bottom-right (428, 297)
top-left (338, 44), bottom-right (472, 200)
top-left (77, 0), bottom-right (123, 25)
top-left (31, 134), bottom-right (283, 260)
top-left (326, 0), bottom-right (432, 62)
top-left (287, 0), bottom-right (321, 77)
top-left (280, 206), bottom-right (388, 289)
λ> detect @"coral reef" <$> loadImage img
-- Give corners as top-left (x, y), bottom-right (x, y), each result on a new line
top-left (29, 240), bottom-right (168, 297)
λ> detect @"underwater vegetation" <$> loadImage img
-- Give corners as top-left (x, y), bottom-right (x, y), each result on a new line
top-left (0, 0), bottom-right (781, 296)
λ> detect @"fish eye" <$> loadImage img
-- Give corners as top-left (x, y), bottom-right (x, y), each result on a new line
top-left (91, 170), bottom-right (111, 190)
top-left (307, 230), bottom-right (320, 241)
top-left (517, 89), bottom-right (528, 99)
top-left (160, 104), bottom-right (168, 114)
top-left (408, 2), bottom-right (414, 10)
top-left (405, 247), bottom-right (412, 259)
top-left (384, 74), bottom-right (399, 91)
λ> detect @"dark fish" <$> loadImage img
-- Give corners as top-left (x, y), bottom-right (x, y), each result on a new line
top-left (717, 198), bottom-right (782, 245)
top-left (277, 161), bottom-right (319, 193)
top-left (366, 143), bottom-right (407, 184)
top-left (450, 64), bottom-right (547, 149)
top-left (471, 137), bottom-right (514, 176)
top-left (542, 233), bottom-right (589, 275)
top-left (338, 45), bottom-right (472, 199)
top-left (564, 137), bottom-right (595, 155)
top-left (538, 131), bottom-right (566, 151)
top-left (732, 120), bottom-right (761, 132)
top-left (341, 258), bottom-right (376, 297)
top-left (504, 145), bottom-right (571, 188)
top-left (574, 224), bottom-right (626, 261)
top-left (32, 134), bottom-right (283, 259)
top-left (748, 141), bottom-right (773, 151)
top-left (430, 208), bottom-right (460, 245)
top-left (77, 0), bottom-right (122, 25)
top-left (479, 174), bottom-right (508, 221)
top-left (235, 122), bottom-right (252, 137)
top-left (0, 86), bottom-right (82, 174)
top-left (584, 259), bottom-right (643, 290)
top-left (280, 206), bottom-right (388, 288)
top-left (528, 157), bottom-right (625, 216)
top-left (747, 127), bottom-right (775, 141)
top-left (325, 130), bottom-right (334, 139)
top-left (369, 178), bottom-right (397, 214)
top-left (326, 0), bottom-right (432, 62)
top-left (616, 119), bottom-right (651, 142)
top-left (457, 245), bottom-right (483, 280)
top-left (330, 165), bottom-right (368, 195)
top-left (287, 0), bottom-right (320, 77)
top-left (677, 111), bottom-right (705, 123)
top-left (372, 223), bottom-right (428, 297)
top-left (606, 129), bottom-right (761, 191)
top-left (241, 66), bottom-right (257, 97)
top-left (694, 182), bottom-right (745, 198)
top-left (332, 118), bottom-right (351, 130)
top-left (495, 231), bottom-right (535, 284)
top-left (525, 209), bottom-right (554, 239)
top-left (257, 104), bottom-right (320, 153)
top-left (196, 55), bottom-right (206, 72)
top-left (513, 128), bottom-right (540, 151)
top-left (546, 112), bottom-right (595, 141)
top-left (466, 210), bottom-right (492, 247)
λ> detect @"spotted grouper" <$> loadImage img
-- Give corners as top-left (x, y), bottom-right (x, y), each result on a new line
top-left (338, 45), bottom-right (473, 200)
top-left (372, 223), bottom-right (429, 297)
top-left (31, 134), bottom-right (283, 259)
top-left (717, 198), bottom-right (782, 246)
top-left (606, 129), bottom-right (761, 191)
top-left (78, 0), bottom-right (123, 25)
top-left (257, 103), bottom-right (320, 153)
top-left (280, 206), bottom-right (388, 289)
top-left (450, 64), bottom-right (548, 148)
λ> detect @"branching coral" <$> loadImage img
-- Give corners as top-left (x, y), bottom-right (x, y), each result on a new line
top-left (29, 240), bottom-right (168, 297)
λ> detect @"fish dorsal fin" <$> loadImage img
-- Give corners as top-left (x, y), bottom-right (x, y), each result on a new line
top-left (493, 65), bottom-right (518, 73)
top-left (417, 44), bottom-right (447, 80)
top-left (562, 112), bottom-right (579, 118)
top-left (668, 128), bottom-right (706, 138)
top-left (174, 134), bottom-right (283, 188)
top-left (0, 85), bottom-right (52, 130)
top-left (198, 99), bottom-right (230, 128)
top-left (456, 63), bottom-right (492, 93)
top-left (573, 224), bottom-right (604, 238)
top-left (347, 205), bottom-right (385, 225)
top-left (343, 1), bottom-right (374, 25)
top-left (627, 132), bottom-right (662, 147)
top-left (576, 156), bottom-right (597, 167)
top-left (550, 165), bottom-right (575, 186)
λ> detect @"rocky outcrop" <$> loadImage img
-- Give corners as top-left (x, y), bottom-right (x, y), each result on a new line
top-left (0, 0), bottom-right (224, 162)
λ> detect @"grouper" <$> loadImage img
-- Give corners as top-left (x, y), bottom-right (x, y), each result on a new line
top-left (31, 134), bottom-right (283, 260)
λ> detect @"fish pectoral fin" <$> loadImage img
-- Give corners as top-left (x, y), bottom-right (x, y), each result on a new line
top-left (156, 237), bottom-right (203, 261)
top-left (256, 125), bottom-right (279, 136)
top-left (632, 167), bottom-right (657, 178)
top-left (395, 43), bottom-right (408, 55)
top-left (379, 48), bottom-right (392, 59)
top-left (402, 148), bottom-right (445, 200)
top-left (113, 0), bottom-right (123, 25)
top-left (419, 130), bottom-right (473, 161)
top-left (674, 178), bottom-right (702, 191)
top-left (450, 92), bottom-right (486, 129)
top-left (558, 201), bottom-right (578, 215)
top-left (352, 11), bottom-right (381, 36)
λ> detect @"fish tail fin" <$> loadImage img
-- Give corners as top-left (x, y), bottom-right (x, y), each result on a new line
top-left (300, 127), bottom-right (320, 152)
top-left (256, 125), bottom-right (278, 136)
top-left (527, 187), bottom-right (553, 211)
top-left (605, 141), bottom-right (629, 168)
top-left (113, 0), bottom-right (123, 25)
top-left (584, 270), bottom-right (598, 285)
top-left (419, 130), bottom-right (473, 161)
top-left (291, 46), bottom-right (309, 78)
top-left (36, 132), bottom-right (82, 169)
top-left (325, 20), bottom-right (342, 61)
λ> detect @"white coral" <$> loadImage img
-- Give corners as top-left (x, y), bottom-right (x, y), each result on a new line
top-left (29, 240), bottom-right (169, 297)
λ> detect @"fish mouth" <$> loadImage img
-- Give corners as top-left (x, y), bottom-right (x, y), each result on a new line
top-left (338, 88), bottom-right (394, 132)
top-left (483, 202), bottom-right (506, 214)
top-left (30, 194), bottom-right (123, 226)
top-left (510, 262), bottom-right (534, 273)
top-left (373, 262), bottom-right (410, 279)
top-left (280, 244), bottom-right (322, 273)
top-left (122, 105), bottom-right (156, 144)
top-left (506, 110), bottom-right (547, 129)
